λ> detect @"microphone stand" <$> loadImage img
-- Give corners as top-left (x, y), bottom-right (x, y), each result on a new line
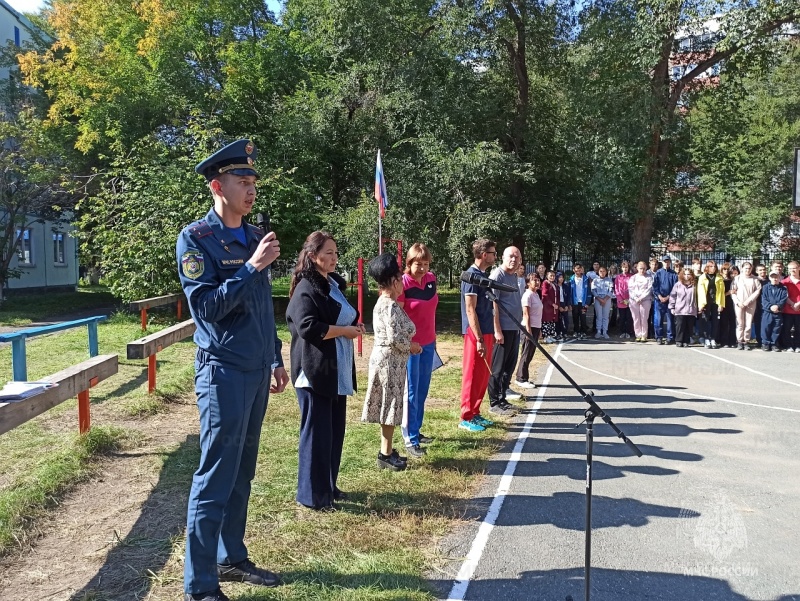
top-left (482, 287), bottom-right (642, 601)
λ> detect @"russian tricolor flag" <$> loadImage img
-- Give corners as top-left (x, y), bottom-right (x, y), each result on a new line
top-left (375, 149), bottom-right (388, 218)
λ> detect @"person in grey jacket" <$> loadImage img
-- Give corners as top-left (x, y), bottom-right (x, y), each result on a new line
top-left (669, 268), bottom-right (698, 347)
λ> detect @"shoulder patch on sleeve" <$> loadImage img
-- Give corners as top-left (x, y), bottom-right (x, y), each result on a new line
top-left (181, 250), bottom-right (205, 279)
top-left (189, 221), bottom-right (213, 238)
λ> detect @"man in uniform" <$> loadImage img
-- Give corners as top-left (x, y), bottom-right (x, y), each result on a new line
top-left (176, 139), bottom-right (288, 601)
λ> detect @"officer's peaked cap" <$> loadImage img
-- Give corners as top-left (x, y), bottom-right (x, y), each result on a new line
top-left (196, 139), bottom-right (259, 181)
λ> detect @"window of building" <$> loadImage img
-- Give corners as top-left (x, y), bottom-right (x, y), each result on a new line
top-left (16, 228), bottom-right (32, 265)
top-left (679, 37), bottom-right (692, 51)
top-left (53, 232), bottom-right (66, 264)
top-left (789, 222), bottom-right (800, 237)
top-left (13, 26), bottom-right (20, 47)
top-left (671, 65), bottom-right (684, 80)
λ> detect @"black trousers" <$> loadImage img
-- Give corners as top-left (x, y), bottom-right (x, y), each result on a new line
top-left (753, 304), bottom-right (763, 344)
top-left (296, 388), bottom-right (346, 509)
top-left (488, 329), bottom-right (520, 405)
top-left (572, 304), bottom-right (588, 334)
top-left (700, 304), bottom-right (720, 343)
top-left (516, 327), bottom-right (541, 382)
top-left (617, 307), bottom-right (632, 335)
top-left (781, 313), bottom-right (800, 350)
top-left (675, 315), bottom-right (696, 345)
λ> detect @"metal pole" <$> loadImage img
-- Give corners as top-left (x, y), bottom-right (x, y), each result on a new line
top-left (11, 337), bottom-right (27, 381)
top-left (585, 411), bottom-right (595, 601)
top-left (148, 354), bottom-right (157, 393)
top-left (78, 390), bottom-right (91, 433)
top-left (357, 257), bottom-right (364, 357)
top-left (87, 320), bottom-right (99, 357)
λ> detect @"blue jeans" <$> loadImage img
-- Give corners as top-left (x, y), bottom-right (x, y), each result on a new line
top-left (402, 342), bottom-right (435, 447)
top-left (653, 301), bottom-right (674, 340)
top-left (185, 358), bottom-right (271, 594)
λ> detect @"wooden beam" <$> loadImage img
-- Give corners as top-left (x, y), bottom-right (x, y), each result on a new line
top-left (126, 319), bottom-right (196, 360)
top-left (0, 354), bottom-right (119, 436)
top-left (129, 293), bottom-right (184, 312)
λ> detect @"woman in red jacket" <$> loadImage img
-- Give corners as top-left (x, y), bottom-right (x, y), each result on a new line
top-left (541, 270), bottom-right (559, 343)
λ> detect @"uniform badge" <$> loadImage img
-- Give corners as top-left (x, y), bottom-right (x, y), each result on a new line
top-left (245, 141), bottom-right (254, 155)
top-left (181, 250), bottom-right (205, 279)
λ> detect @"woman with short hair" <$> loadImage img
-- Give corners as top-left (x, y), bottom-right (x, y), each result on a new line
top-left (398, 243), bottom-right (439, 457)
top-left (362, 254), bottom-right (422, 471)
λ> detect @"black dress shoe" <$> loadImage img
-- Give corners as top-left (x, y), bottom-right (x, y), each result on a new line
top-left (333, 488), bottom-right (348, 501)
top-left (185, 589), bottom-right (230, 601)
top-left (218, 558), bottom-right (282, 587)
top-left (418, 433), bottom-right (435, 444)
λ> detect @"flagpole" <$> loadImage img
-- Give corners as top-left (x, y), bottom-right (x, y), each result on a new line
top-left (379, 210), bottom-right (383, 254)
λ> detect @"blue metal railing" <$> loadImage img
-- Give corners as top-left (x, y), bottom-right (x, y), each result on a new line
top-left (0, 316), bottom-right (108, 381)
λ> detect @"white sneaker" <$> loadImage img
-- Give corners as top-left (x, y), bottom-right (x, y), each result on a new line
top-left (515, 380), bottom-right (536, 389)
top-left (505, 389), bottom-right (522, 400)
top-left (545, 337), bottom-right (556, 344)
top-left (704, 340), bottom-right (711, 348)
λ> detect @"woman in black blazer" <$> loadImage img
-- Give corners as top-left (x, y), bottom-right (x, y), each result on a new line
top-left (285, 231), bottom-right (364, 511)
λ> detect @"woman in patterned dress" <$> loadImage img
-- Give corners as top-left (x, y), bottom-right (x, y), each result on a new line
top-left (362, 254), bottom-right (422, 471)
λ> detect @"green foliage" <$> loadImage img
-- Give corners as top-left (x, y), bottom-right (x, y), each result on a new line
top-left (10, 0), bottom-right (800, 297)
top-left (688, 43), bottom-right (800, 254)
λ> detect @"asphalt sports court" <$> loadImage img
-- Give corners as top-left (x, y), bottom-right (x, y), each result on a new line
top-left (434, 339), bottom-right (800, 601)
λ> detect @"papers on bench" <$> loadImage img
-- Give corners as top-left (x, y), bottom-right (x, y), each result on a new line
top-left (0, 381), bottom-right (58, 402)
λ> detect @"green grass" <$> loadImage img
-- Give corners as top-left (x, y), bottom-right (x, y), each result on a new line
top-left (0, 425), bottom-right (134, 551)
top-left (0, 286), bottom-right (118, 326)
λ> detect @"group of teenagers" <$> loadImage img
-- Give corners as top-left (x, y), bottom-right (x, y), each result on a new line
top-left (531, 255), bottom-right (800, 352)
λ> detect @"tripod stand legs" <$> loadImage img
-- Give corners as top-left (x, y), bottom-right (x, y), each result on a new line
top-left (584, 410), bottom-right (595, 601)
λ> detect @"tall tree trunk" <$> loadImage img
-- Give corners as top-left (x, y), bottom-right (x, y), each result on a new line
top-left (542, 238), bottom-right (553, 270)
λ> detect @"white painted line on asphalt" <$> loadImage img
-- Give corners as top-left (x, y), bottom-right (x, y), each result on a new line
top-left (690, 348), bottom-right (800, 388)
top-left (559, 352), bottom-right (800, 414)
top-left (445, 343), bottom-right (561, 601)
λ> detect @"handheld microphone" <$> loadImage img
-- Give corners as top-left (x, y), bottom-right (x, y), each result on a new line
top-left (460, 270), bottom-right (517, 293)
top-left (256, 213), bottom-right (271, 235)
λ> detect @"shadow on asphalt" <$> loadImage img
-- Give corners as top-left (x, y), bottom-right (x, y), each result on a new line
top-left (429, 567), bottom-right (800, 601)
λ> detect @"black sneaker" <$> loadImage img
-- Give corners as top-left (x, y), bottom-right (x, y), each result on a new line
top-left (418, 433), bottom-right (435, 444)
top-left (217, 558), bottom-right (282, 587)
top-left (406, 444), bottom-right (427, 458)
top-left (185, 589), bottom-right (230, 601)
top-left (378, 451), bottom-right (407, 471)
top-left (489, 404), bottom-right (514, 416)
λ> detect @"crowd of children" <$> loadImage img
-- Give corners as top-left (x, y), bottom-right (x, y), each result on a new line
top-left (516, 257), bottom-right (800, 352)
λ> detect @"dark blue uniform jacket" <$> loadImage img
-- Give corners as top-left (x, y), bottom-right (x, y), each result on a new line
top-left (176, 207), bottom-right (283, 371)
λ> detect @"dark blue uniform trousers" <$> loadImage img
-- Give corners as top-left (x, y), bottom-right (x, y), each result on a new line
top-left (184, 357), bottom-right (271, 594)
top-left (762, 312), bottom-right (784, 347)
top-left (296, 388), bottom-right (346, 509)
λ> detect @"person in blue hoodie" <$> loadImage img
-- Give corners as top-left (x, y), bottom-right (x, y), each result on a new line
top-left (761, 271), bottom-right (789, 352)
top-left (652, 255), bottom-right (678, 344)
top-left (570, 263), bottom-right (590, 339)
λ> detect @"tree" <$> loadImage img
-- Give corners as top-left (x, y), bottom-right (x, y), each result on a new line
top-left (575, 0), bottom-right (800, 261)
top-left (687, 41), bottom-right (800, 255)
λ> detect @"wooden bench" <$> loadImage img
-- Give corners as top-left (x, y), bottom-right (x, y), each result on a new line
top-left (0, 354), bottom-right (119, 435)
top-left (127, 319), bottom-right (196, 392)
top-left (130, 293), bottom-right (185, 330)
